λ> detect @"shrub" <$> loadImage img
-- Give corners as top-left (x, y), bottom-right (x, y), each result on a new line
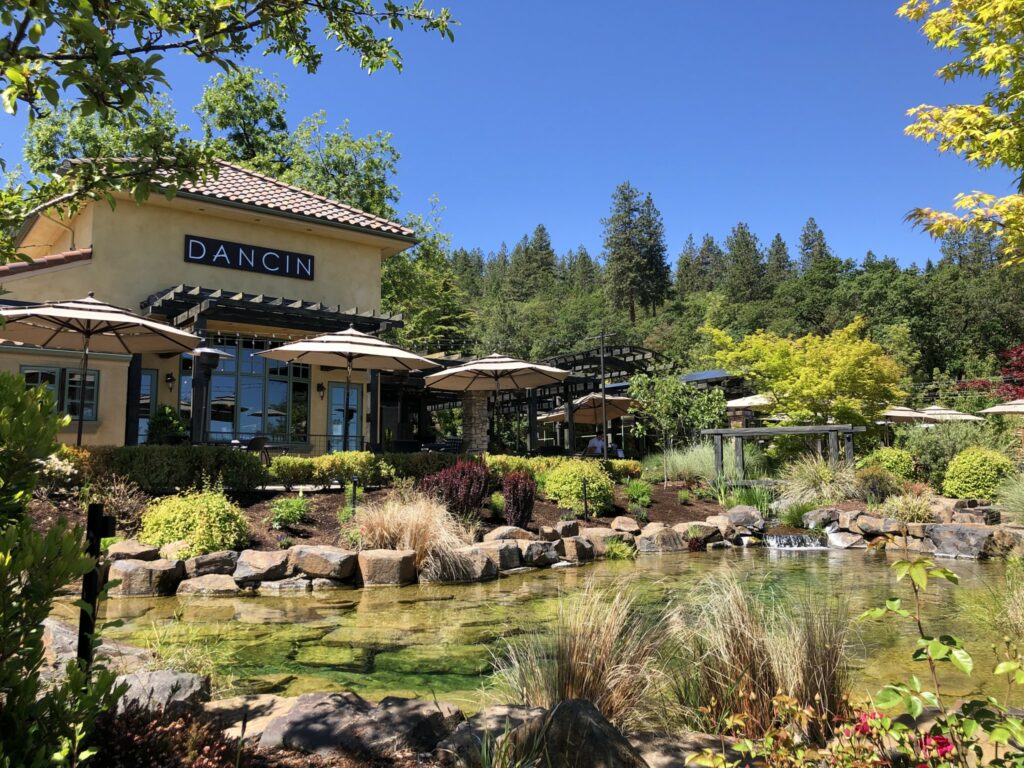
top-left (779, 454), bottom-right (858, 507)
top-left (88, 445), bottom-right (267, 494)
top-left (855, 465), bottom-right (904, 503)
top-left (269, 455), bottom-right (315, 490)
top-left (267, 494), bottom-right (309, 530)
top-left (145, 404), bottom-right (189, 445)
top-left (488, 491), bottom-right (504, 516)
top-left (857, 447), bottom-right (914, 479)
top-left (625, 478), bottom-right (653, 509)
top-left (998, 474), bottom-right (1024, 525)
top-left (943, 446), bottom-right (1016, 500)
top-left (677, 489), bottom-right (690, 505)
top-left (419, 459), bottom-right (490, 519)
top-left (338, 481), bottom-right (364, 523)
top-left (493, 582), bottom-right (666, 731)
top-left (484, 454), bottom-right (534, 482)
top-left (544, 459), bottom-right (614, 516)
top-left (310, 450), bottom-right (389, 489)
top-left (502, 471), bottom-right (536, 528)
top-left (880, 491), bottom-right (935, 523)
top-left (603, 537), bottom-right (637, 560)
top-left (897, 420), bottom-right (1016, 487)
top-left (87, 475), bottom-right (149, 536)
top-left (356, 492), bottom-right (474, 578)
top-left (602, 459), bottom-right (643, 483)
top-left (382, 451), bottom-right (459, 480)
top-left (526, 455), bottom-right (569, 476)
top-left (139, 485), bottom-right (249, 557)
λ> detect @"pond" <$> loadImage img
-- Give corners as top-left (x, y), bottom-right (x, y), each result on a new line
top-left (80, 549), bottom-right (1016, 712)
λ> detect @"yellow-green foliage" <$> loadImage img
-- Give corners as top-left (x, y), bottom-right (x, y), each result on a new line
top-left (603, 459), bottom-right (642, 483)
top-left (543, 459), bottom-right (614, 515)
top-left (857, 447), bottom-right (914, 480)
top-left (484, 454), bottom-right (534, 479)
top-left (310, 451), bottom-right (389, 488)
top-left (269, 456), bottom-right (315, 490)
top-left (140, 487), bottom-right (249, 557)
top-left (779, 454), bottom-right (859, 506)
top-left (880, 492), bottom-right (935, 523)
top-left (942, 447), bottom-right (1015, 500)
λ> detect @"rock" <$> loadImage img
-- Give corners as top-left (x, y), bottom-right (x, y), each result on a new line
top-left (559, 536), bottom-right (595, 563)
top-left (311, 577), bottom-right (350, 591)
top-left (476, 540), bottom-right (522, 571)
top-left (176, 574), bottom-right (240, 596)
top-left (358, 549), bottom-right (417, 585)
top-left (435, 705), bottom-right (545, 767)
top-left (636, 528), bottom-right (686, 553)
top-left (802, 507), bottom-right (840, 530)
top-left (505, 699), bottom-right (648, 768)
top-left (953, 511), bottom-right (988, 526)
top-left (483, 526), bottom-right (537, 542)
top-left (611, 516), bottom-right (642, 535)
top-left (985, 526), bottom-right (1024, 558)
top-left (855, 515), bottom-right (902, 536)
top-left (259, 576), bottom-right (312, 594)
top-left (838, 510), bottom-right (862, 531)
top-left (727, 505), bottom-right (765, 531)
top-left (827, 531), bottom-right (866, 549)
top-left (704, 515), bottom-right (737, 540)
top-left (517, 540), bottom-right (560, 567)
top-left (205, 694), bottom-right (297, 740)
top-left (538, 526), bottom-right (561, 542)
top-left (582, 528), bottom-right (636, 557)
top-left (116, 670), bottom-right (210, 714)
top-left (233, 550), bottom-right (292, 584)
top-left (628, 732), bottom-right (743, 768)
top-left (554, 520), bottom-right (580, 537)
top-left (640, 522), bottom-right (666, 537)
top-left (109, 558), bottom-right (184, 597)
top-left (954, 498), bottom-right (989, 510)
top-left (905, 522), bottom-right (929, 539)
top-left (106, 539), bottom-right (159, 561)
top-left (158, 540), bottom-right (191, 560)
top-left (42, 618), bottom-right (151, 675)
top-left (260, 692), bottom-right (461, 756)
top-left (427, 546), bottom-right (498, 583)
top-left (927, 524), bottom-right (995, 559)
top-left (289, 545), bottom-right (357, 580)
top-left (183, 550), bottom-right (239, 579)
top-left (674, 522), bottom-right (721, 543)
top-left (889, 536), bottom-right (937, 554)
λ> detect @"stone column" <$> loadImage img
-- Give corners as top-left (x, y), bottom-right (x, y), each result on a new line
top-left (462, 391), bottom-right (489, 454)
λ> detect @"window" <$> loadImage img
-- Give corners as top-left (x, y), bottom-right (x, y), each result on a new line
top-left (327, 382), bottom-right (363, 452)
top-left (21, 365), bottom-right (100, 421)
top-left (137, 369), bottom-right (158, 443)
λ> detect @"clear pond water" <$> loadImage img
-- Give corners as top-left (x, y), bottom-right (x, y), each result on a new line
top-left (74, 549), bottom-right (1016, 712)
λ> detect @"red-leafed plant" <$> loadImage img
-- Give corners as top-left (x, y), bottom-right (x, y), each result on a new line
top-left (502, 471), bottom-right (537, 528)
top-left (958, 341), bottom-right (1024, 400)
top-left (419, 459), bottom-right (489, 520)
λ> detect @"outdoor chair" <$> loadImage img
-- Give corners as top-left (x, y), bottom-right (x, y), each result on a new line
top-left (233, 435), bottom-right (271, 467)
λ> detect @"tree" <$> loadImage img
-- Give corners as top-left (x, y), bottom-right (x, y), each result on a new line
top-left (629, 373), bottom-right (726, 484)
top-left (763, 233), bottom-right (794, 294)
top-left (711, 318), bottom-right (906, 426)
top-left (506, 225), bottom-right (557, 301)
top-left (898, 0), bottom-right (1024, 265)
top-left (636, 193), bottom-right (670, 314)
top-left (780, 217), bottom-right (851, 335)
top-left (602, 181), bottom-right (645, 323)
top-left (0, 1), bottom-right (454, 263)
top-left (721, 222), bottom-right (765, 304)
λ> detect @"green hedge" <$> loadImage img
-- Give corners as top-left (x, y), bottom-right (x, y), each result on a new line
top-left (942, 447), bottom-right (1016, 500)
top-left (484, 454), bottom-right (641, 485)
top-left (85, 445), bottom-right (268, 494)
top-left (381, 452), bottom-right (460, 480)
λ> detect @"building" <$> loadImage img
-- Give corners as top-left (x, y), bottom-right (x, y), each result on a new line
top-left (0, 161), bottom-right (415, 450)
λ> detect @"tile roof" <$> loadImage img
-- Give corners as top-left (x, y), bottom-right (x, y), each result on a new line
top-left (0, 248), bottom-right (92, 278)
top-left (179, 161), bottom-right (416, 239)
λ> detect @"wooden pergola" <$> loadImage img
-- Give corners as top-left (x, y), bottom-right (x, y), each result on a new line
top-left (701, 424), bottom-right (867, 480)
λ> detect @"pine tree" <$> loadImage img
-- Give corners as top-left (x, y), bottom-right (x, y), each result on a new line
top-left (790, 217), bottom-right (849, 334)
top-left (763, 233), bottom-right (794, 294)
top-left (674, 234), bottom-right (699, 299)
top-left (450, 247), bottom-right (485, 299)
top-left (721, 222), bottom-right (764, 303)
top-left (565, 245), bottom-right (601, 293)
top-left (637, 193), bottom-right (670, 315)
top-left (697, 234), bottom-right (726, 291)
top-left (506, 224), bottom-right (557, 300)
top-left (602, 181), bottom-right (645, 323)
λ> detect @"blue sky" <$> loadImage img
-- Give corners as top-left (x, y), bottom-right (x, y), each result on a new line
top-left (0, 1), bottom-right (1013, 267)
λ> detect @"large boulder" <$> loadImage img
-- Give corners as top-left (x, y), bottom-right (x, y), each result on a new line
top-left (436, 705), bottom-right (545, 767)
top-left (106, 540), bottom-right (159, 561)
top-left (640, 522), bottom-right (666, 537)
top-left (558, 536), bottom-right (595, 563)
top-left (726, 505), bottom-right (764, 532)
top-left (260, 692), bottom-right (461, 756)
top-left (259, 576), bottom-right (312, 594)
top-left (183, 550), bottom-right (238, 579)
top-left (889, 536), bottom-right (937, 555)
top-left (854, 515), bottom-right (902, 536)
top-left (704, 515), bottom-right (737, 541)
top-left (109, 558), bottom-right (184, 597)
top-left (827, 531), bottom-right (866, 549)
top-left (42, 618), bottom-right (151, 675)
top-left (927, 524), bottom-right (995, 559)
top-left (476, 540), bottom-right (522, 571)
top-left (426, 546), bottom-right (498, 583)
top-left (116, 670), bottom-right (210, 714)
top-left (517, 540), bottom-right (560, 567)
top-left (611, 516), bottom-right (642, 535)
top-left (802, 507), bottom-right (840, 530)
top-left (636, 528), bottom-right (686, 554)
top-left (176, 574), bottom-right (240, 596)
top-left (233, 550), bottom-right (291, 584)
top-left (505, 699), bottom-right (649, 768)
top-left (985, 526), bottom-right (1024, 558)
top-left (484, 526), bottom-right (537, 542)
top-left (358, 549), bottom-right (417, 585)
top-left (582, 528), bottom-right (636, 557)
top-left (674, 522), bottom-right (721, 543)
top-left (837, 510), bottom-right (862, 531)
top-left (538, 526), bottom-right (561, 542)
top-left (554, 520), bottom-right (580, 537)
top-left (288, 545), bottom-right (357, 580)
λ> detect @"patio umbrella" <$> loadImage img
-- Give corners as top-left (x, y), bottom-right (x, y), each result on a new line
top-left (726, 394), bottom-right (774, 410)
top-left (0, 293), bottom-right (199, 445)
top-left (258, 326), bottom-right (438, 452)
top-left (538, 392), bottom-right (635, 425)
top-left (980, 399), bottom-right (1024, 416)
top-left (920, 405), bottom-right (984, 423)
top-left (880, 405), bottom-right (930, 423)
top-left (424, 354), bottom-right (570, 447)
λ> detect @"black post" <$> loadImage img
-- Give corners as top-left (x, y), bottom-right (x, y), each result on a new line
top-left (78, 503), bottom-right (114, 668)
top-left (190, 351), bottom-right (218, 444)
top-left (527, 389), bottom-right (538, 455)
top-left (828, 431), bottom-right (840, 465)
top-left (713, 434), bottom-right (725, 480)
top-left (124, 354), bottom-right (142, 446)
top-left (562, 382), bottom-right (576, 455)
top-left (843, 431), bottom-right (855, 465)
top-left (351, 475), bottom-right (359, 510)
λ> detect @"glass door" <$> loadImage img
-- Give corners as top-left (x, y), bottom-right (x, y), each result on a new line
top-left (327, 382), bottom-right (362, 452)
top-left (138, 369), bottom-right (158, 443)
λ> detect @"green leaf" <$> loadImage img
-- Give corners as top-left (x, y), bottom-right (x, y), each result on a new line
top-left (875, 686), bottom-right (903, 709)
top-left (994, 660), bottom-right (1020, 676)
top-left (950, 647), bottom-right (974, 675)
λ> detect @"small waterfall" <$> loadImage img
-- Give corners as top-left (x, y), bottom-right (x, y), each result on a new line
top-left (763, 532), bottom-right (828, 550)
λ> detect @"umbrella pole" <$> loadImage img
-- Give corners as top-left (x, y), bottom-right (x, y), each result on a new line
top-left (342, 361), bottom-right (352, 453)
top-left (76, 334), bottom-right (91, 447)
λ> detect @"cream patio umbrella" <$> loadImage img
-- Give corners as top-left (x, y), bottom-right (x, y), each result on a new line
top-left (424, 354), bottom-right (570, 450)
top-left (538, 392), bottom-right (635, 425)
top-left (880, 405), bottom-right (930, 423)
top-left (257, 326), bottom-right (438, 452)
top-left (920, 405), bottom-right (984, 423)
top-left (980, 399), bottom-right (1024, 416)
top-left (0, 293), bottom-right (199, 445)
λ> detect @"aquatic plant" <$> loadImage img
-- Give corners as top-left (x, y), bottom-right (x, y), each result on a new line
top-left (778, 454), bottom-right (858, 507)
top-left (996, 557), bottom-right (1024, 639)
top-left (602, 537), bottom-right (638, 561)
